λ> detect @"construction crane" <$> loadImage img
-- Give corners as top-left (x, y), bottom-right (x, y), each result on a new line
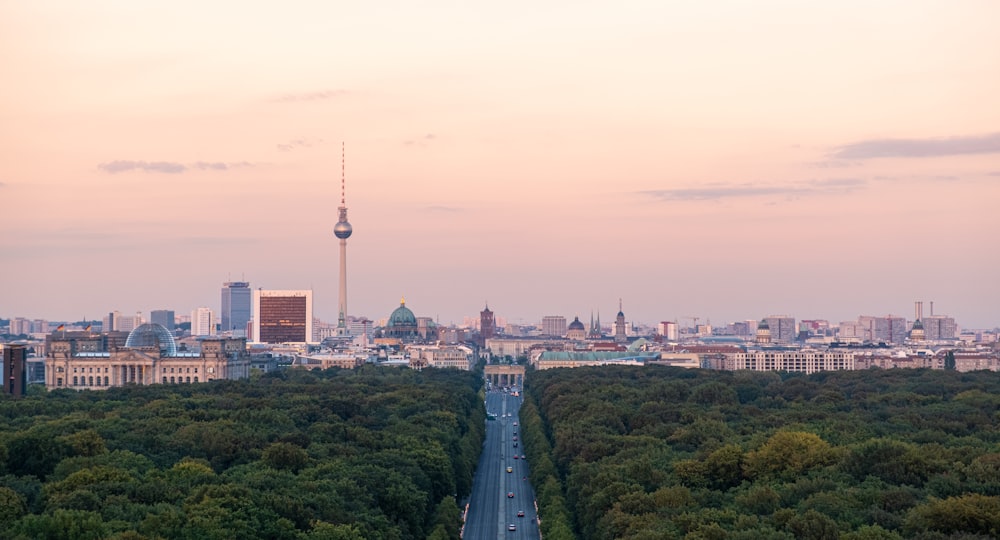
top-left (683, 316), bottom-right (700, 334)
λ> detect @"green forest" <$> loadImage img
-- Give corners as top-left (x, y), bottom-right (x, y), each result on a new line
top-left (0, 367), bottom-right (484, 540)
top-left (520, 366), bottom-right (1000, 540)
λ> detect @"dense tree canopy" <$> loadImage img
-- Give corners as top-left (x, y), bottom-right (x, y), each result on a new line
top-left (522, 366), bottom-right (1000, 540)
top-left (0, 366), bottom-right (484, 540)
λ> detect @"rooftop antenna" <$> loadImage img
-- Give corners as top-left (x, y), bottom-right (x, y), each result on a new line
top-left (341, 141), bottom-right (346, 206)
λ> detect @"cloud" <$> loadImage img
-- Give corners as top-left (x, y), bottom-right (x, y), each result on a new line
top-left (277, 138), bottom-right (322, 152)
top-left (831, 132), bottom-right (1000, 159)
top-left (987, 171), bottom-right (1000, 177)
top-left (0, 181), bottom-right (6, 188)
top-left (270, 90), bottom-right (347, 103)
top-left (98, 160), bottom-right (250, 174)
top-left (640, 178), bottom-right (866, 202)
top-left (404, 134), bottom-right (436, 147)
top-left (193, 162), bottom-right (227, 171)
top-left (99, 160), bottom-right (186, 174)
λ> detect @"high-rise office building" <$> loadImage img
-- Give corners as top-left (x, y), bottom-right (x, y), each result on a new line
top-left (191, 307), bottom-right (215, 336)
top-left (150, 310), bottom-right (175, 331)
top-left (253, 289), bottom-right (314, 344)
top-left (764, 316), bottom-right (796, 343)
top-left (221, 281), bottom-right (252, 337)
top-left (334, 143), bottom-right (353, 336)
top-left (541, 316), bottom-right (567, 337)
top-left (923, 315), bottom-right (958, 340)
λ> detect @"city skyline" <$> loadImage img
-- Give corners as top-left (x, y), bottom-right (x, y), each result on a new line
top-left (2, 2), bottom-right (998, 328)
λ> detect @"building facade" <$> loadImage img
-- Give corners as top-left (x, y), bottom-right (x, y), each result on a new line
top-left (191, 307), bottom-right (215, 337)
top-left (150, 310), bottom-right (175, 331)
top-left (541, 316), bottom-right (567, 337)
top-left (764, 316), bottom-right (796, 343)
top-left (44, 324), bottom-right (250, 390)
top-left (221, 281), bottom-right (252, 337)
top-left (252, 289), bottom-right (314, 343)
top-left (726, 350), bottom-right (854, 374)
top-left (2, 344), bottom-right (28, 396)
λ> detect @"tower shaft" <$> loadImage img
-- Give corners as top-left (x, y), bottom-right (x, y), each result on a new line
top-left (338, 238), bottom-right (348, 328)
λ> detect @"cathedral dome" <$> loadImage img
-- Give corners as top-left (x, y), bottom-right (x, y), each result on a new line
top-left (388, 298), bottom-right (417, 327)
top-left (125, 323), bottom-right (177, 356)
top-left (568, 317), bottom-right (585, 331)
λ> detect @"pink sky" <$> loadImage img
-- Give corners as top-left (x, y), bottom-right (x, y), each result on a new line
top-left (2, 1), bottom-right (999, 329)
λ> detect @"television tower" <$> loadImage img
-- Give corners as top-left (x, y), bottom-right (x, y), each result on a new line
top-left (334, 142), bottom-right (353, 335)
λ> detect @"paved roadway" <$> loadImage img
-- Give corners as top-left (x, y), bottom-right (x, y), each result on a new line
top-left (463, 391), bottom-right (540, 539)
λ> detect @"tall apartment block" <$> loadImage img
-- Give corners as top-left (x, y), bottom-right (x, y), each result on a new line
top-left (2, 344), bottom-right (27, 396)
top-left (541, 316), bottom-right (567, 337)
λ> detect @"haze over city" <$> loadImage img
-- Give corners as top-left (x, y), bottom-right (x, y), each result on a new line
top-left (2, 1), bottom-right (998, 328)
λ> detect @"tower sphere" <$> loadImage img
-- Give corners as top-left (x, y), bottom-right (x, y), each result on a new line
top-left (334, 220), bottom-right (353, 239)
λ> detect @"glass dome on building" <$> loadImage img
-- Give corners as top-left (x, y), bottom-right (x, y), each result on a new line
top-left (125, 323), bottom-right (178, 356)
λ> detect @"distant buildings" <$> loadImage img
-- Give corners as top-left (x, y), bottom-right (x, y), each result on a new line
top-left (252, 290), bottom-right (313, 344)
top-left (615, 301), bottom-right (627, 343)
top-left (763, 316), bottom-right (796, 343)
top-left (2, 344), bottom-right (28, 396)
top-left (479, 304), bottom-right (495, 344)
top-left (221, 281), bottom-right (251, 337)
top-left (566, 317), bottom-right (586, 340)
top-left (191, 307), bottom-right (215, 337)
top-left (541, 316), bottom-right (567, 337)
top-left (659, 321), bottom-right (679, 341)
top-left (103, 311), bottom-right (144, 333)
top-left (150, 310), bottom-right (175, 331)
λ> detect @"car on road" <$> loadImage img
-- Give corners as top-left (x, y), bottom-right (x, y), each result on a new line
top-left (517, 510), bottom-right (525, 517)
top-left (513, 421), bottom-right (518, 426)
top-left (521, 455), bottom-right (526, 459)
top-left (507, 492), bottom-right (514, 498)
top-left (506, 466), bottom-right (513, 473)
top-left (513, 442), bottom-right (518, 447)
top-left (513, 454), bottom-right (518, 459)
top-left (508, 524), bottom-right (516, 531)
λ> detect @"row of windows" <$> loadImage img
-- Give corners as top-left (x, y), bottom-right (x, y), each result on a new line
top-left (68, 375), bottom-right (202, 386)
top-left (73, 376), bottom-right (110, 386)
top-left (74, 366), bottom-right (109, 373)
top-left (162, 367), bottom-right (198, 374)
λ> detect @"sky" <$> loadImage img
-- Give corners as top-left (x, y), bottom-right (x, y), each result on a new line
top-left (2, 1), bottom-right (999, 330)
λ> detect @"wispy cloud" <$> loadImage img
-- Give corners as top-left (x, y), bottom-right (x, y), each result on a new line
top-left (404, 134), bottom-right (436, 147)
top-left (98, 160), bottom-right (250, 174)
top-left (270, 90), bottom-right (348, 103)
top-left (640, 178), bottom-right (866, 202)
top-left (831, 132), bottom-right (1000, 159)
top-left (987, 171), bottom-right (1000, 177)
top-left (277, 138), bottom-right (322, 152)
top-left (99, 160), bottom-right (186, 174)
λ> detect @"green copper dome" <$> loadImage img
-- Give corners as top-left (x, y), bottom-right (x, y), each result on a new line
top-left (388, 297), bottom-right (417, 327)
